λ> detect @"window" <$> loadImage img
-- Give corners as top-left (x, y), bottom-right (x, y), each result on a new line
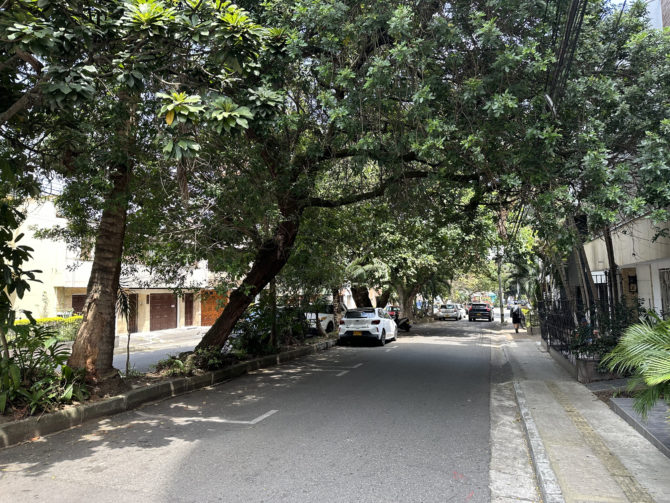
top-left (345, 310), bottom-right (376, 319)
top-left (660, 269), bottom-right (670, 319)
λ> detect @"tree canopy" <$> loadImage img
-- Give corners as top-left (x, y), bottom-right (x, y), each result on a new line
top-left (1, 0), bottom-right (669, 375)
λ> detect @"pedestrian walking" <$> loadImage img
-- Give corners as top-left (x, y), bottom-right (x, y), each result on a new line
top-left (511, 301), bottom-right (522, 333)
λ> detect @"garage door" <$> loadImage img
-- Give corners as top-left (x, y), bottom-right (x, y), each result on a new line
top-left (201, 290), bottom-right (226, 326)
top-left (150, 293), bottom-right (177, 331)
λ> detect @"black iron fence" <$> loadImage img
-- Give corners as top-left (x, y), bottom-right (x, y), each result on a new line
top-left (536, 299), bottom-right (640, 361)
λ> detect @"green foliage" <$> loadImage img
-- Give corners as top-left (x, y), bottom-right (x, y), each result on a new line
top-left (569, 302), bottom-right (641, 360)
top-left (603, 313), bottom-right (670, 419)
top-left (0, 325), bottom-right (88, 416)
top-left (14, 316), bottom-right (83, 341)
top-left (231, 302), bottom-right (310, 357)
top-left (152, 347), bottom-right (230, 376)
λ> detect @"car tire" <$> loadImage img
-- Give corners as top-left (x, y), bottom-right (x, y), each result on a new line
top-left (469, 318), bottom-right (474, 322)
top-left (379, 330), bottom-right (386, 346)
top-left (326, 322), bottom-right (334, 333)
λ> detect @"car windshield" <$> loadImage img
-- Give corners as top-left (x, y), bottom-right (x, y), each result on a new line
top-left (472, 303), bottom-right (487, 308)
top-left (446, 304), bottom-right (455, 309)
top-left (345, 310), bottom-right (376, 319)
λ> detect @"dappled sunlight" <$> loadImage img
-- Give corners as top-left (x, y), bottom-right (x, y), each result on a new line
top-left (397, 336), bottom-right (474, 347)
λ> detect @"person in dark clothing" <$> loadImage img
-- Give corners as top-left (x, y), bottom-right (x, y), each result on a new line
top-left (511, 302), bottom-right (522, 333)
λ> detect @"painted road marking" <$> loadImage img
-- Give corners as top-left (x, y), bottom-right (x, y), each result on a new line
top-left (352, 363), bottom-right (363, 368)
top-left (136, 409), bottom-right (278, 425)
top-left (336, 371), bottom-right (349, 377)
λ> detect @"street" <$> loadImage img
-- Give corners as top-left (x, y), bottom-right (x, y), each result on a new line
top-left (0, 321), bottom-right (535, 502)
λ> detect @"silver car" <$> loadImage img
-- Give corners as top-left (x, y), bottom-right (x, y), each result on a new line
top-left (435, 303), bottom-right (461, 320)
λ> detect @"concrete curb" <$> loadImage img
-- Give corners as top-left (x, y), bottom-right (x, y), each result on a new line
top-left (513, 381), bottom-right (565, 503)
top-left (0, 339), bottom-right (338, 449)
top-left (609, 398), bottom-right (670, 460)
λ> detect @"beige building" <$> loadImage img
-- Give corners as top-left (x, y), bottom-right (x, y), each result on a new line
top-left (584, 216), bottom-right (670, 316)
top-left (12, 199), bottom-right (225, 334)
top-left (646, 0), bottom-right (670, 28)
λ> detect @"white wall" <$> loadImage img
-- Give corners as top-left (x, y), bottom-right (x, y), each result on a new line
top-left (584, 217), bottom-right (670, 271)
top-left (646, 0), bottom-right (664, 28)
top-left (13, 199), bottom-right (72, 317)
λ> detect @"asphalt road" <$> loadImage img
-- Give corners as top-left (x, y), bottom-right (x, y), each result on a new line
top-left (0, 320), bottom-right (526, 503)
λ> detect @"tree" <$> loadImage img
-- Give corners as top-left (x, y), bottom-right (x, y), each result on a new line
top-left (2, 0), bottom-right (269, 382)
top-left (165, 0), bottom-right (569, 350)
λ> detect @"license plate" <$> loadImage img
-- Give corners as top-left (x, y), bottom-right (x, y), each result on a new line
top-left (353, 331), bottom-right (362, 336)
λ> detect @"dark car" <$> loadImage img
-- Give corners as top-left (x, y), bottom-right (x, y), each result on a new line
top-left (468, 302), bottom-right (494, 322)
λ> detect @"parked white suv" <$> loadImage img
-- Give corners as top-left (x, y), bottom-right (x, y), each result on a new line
top-left (305, 305), bottom-right (336, 334)
top-left (338, 308), bottom-right (397, 346)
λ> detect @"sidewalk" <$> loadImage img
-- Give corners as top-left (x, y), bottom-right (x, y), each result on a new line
top-left (504, 332), bottom-right (670, 503)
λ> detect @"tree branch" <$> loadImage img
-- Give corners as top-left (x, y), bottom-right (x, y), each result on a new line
top-left (0, 84), bottom-right (42, 127)
top-left (305, 169), bottom-right (477, 209)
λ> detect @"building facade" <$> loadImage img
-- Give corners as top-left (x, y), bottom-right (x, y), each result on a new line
top-left (12, 199), bottom-right (225, 334)
top-left (583, 216), bottom-right (670, 316)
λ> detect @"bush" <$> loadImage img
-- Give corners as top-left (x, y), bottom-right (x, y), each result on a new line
top-left (231, 304), bottom-right (310, 358)
top-left (151, 348), bottom-right (232, 376)
top-left (14, 316), bottom-right (83, 341)
top-left (0, 325), bottom-right (88, 416)
top-left (602, 313), bottom-right (670, 419)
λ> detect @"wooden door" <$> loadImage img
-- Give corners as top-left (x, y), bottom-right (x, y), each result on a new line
top-left (201, 290), bottom-right (225, 326)
top-left (150, 293), bottom-right (177, 331)
top-left (184, 293), bottom-right (193, 326)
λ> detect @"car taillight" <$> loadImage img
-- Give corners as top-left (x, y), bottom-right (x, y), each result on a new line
top-left (486, 307), bottom-right (490, 311)
top-left (371, 320), bottom-right (381, 325)
top-left (339, 320), bottom-right (345, 325)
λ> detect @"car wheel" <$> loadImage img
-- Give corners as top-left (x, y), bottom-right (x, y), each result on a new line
top-left (326, 322), bottom-right (334, 333)
top-left (379, 330), bottom-right (386, 346)
top-left (469, 317), bottom-right (474, 322)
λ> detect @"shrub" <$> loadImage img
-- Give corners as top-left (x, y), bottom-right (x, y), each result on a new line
top-left (14, 316), bottom-right (83, 341)
top-left (0, 325), bottom-right (88, 416)
top-left (602, 313), bottom-right (670, 419)
top-left (151, 348), bottom-right (231, 376)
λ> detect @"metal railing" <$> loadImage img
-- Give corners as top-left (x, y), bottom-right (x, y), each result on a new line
top-left (536, 299), bottom-right (640, 360)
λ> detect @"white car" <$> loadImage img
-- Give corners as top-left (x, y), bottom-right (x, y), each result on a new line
top-left (338, 307), bottom-right (397, 346)
top-left (457, 304), bottom-right (467, 319)
top-left (305, 305), bottom-right (335, 334)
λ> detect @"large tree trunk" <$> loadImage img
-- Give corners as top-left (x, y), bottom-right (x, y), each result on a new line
top-left (396, 283), bottom-right (419, 321)
top-left (351, 286), bottom-right (372, 307)
top-left (497, 258), bottom-right (505, 323)
top-left (68, 163), bottom-right (130, 382)
top-left (376, 288), bottom-right (392, 309)
top-left (196, 217), bottom-right (300, 350)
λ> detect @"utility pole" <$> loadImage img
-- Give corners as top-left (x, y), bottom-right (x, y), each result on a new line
top-left (497, 253), bottom-right (505, 324)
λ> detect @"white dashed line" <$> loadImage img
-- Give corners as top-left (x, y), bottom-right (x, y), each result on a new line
top-left (135, 409), bottom-right (278, 425)
top-left (249, 409), bottom-right (278, 424)
top-left (352, 363), bottom-right (363, 368)
top-left (336, 370), bottom-right (349, 377)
